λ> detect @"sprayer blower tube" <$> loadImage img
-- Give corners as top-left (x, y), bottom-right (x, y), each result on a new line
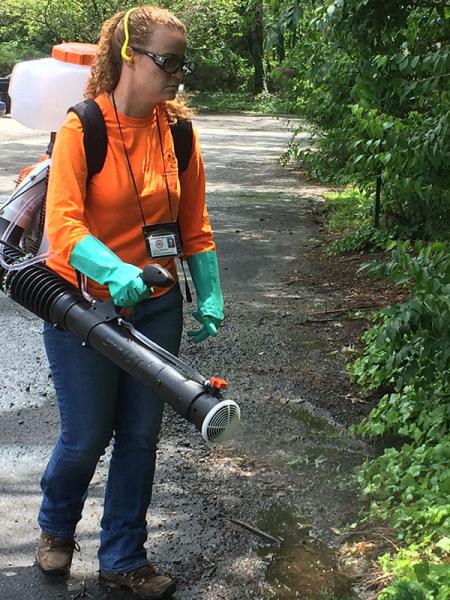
top-left (0, 250), bottom-right (240, 443)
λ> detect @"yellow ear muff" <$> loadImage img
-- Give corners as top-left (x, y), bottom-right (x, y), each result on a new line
top-left (121, 7), bottom-right (138, 63)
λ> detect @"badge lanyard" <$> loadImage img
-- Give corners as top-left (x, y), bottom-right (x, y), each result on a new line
top-left (111, 91), bottom-right (174, 224)
top-left (110, 93), bottom-right (192, 301)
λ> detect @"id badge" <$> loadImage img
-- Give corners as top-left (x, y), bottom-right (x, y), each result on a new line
top-left (143, 221), bottom-right (182, 259)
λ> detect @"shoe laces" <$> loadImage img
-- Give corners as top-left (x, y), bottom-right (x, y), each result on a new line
top-left (130, 564), bottom-right (158, 586)
top-left (44, 535), bottom-right (80, 552)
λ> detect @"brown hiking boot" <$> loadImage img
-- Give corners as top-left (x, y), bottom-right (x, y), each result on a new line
top-left (99, 563), bottom-right (176, 599)
top-left (35, 532), bottom-right (79, 577)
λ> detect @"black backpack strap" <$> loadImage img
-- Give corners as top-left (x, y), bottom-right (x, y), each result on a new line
top-left (68, 104), bottom-right (191, 179)
top-left (68, 99), bottom-right (107, 181)
top-left (170, 119), bottom-right (193, 175)
top-left (170, 118), bottom-right (194, 302)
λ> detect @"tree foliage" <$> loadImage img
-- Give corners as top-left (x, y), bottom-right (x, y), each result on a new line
top-left (163, 0), bottom-right (249, 90)
top-left (41, 0), bottom-right (129, 43)
top-left (0, 0), bottom-right (250, 90)
top-left (0, 0), bottom-right (50, 72)
top-left (274, 0), bottom-right (450, 239)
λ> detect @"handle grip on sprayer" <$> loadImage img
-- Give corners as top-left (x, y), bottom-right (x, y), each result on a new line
top-left (141, 264), bottom-right (174, 289)
top-left (86, 263), bottom-right (174, 321)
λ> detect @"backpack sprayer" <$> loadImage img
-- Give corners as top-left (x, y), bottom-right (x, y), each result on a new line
top-left (0, 43), bottom-right (241, 444)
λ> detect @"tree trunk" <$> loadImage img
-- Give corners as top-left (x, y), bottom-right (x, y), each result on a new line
top-left (277, 35), bottom-right (286, 63)
top-left (250, 0), bottom-right (267, 95)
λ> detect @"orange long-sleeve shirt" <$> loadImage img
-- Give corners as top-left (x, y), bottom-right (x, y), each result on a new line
top-left (45, 93), bottom-right (215, 300)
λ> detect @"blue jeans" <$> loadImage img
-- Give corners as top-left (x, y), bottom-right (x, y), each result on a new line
top-left (38, 285), bottom-right (183, 573)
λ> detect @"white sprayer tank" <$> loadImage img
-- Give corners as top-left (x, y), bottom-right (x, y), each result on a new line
top-left (9, 43), bottom-right (97, 132)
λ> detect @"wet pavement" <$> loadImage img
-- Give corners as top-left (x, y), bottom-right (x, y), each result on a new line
top-left (0, 113), bottom-right (369, 599)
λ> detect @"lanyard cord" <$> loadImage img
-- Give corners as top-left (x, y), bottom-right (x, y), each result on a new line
top-left (111, 92), bottom-right (173, 226)
top-left (155, 111), bottom-right (174, 220)
top-left (111, 92), bottom-right (146, 227)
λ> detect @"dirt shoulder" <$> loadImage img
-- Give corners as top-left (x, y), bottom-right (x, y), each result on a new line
top-left (288, 195), bottom-right (405, 428)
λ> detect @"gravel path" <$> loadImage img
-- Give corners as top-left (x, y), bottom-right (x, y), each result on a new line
top-left (0, 113), bottom-right (369, 600)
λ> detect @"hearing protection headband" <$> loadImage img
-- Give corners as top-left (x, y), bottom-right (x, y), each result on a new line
top-left (121, 7), bottom-right (138, 62)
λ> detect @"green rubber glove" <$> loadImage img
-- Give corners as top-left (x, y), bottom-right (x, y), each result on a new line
top-left (187, 251), bottom-right (224, 344)
top-left (69, 235), bottom-right (151, 307)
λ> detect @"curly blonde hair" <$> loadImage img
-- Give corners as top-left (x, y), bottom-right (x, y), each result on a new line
top-left (85, 5), bottom-right (193, 121)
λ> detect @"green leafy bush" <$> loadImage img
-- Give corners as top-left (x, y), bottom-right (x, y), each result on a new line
top-left (329, 225), bottom-right (392, 254)
top-left (278, 1), bottom-right (450, 240)
top-left (378, 579), bottom-right (426, 600)
top-left (190, 90), bottom-right (295, 113)
top-left (321, 187), bottom-right (393, 253)
top-left (0, 0), bottom-right (52, 73)
top-left (379, 553), bottom-right (450, 600)
top-left (350, 241), bottom-right (450, 595)
top-left (351, 241), bottom-right (450, 393)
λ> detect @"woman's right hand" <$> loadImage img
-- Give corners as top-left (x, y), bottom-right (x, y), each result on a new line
top-left (69, 235), bottom-right (152, 307)
top-left (107, 263), bottom-right (152, 307)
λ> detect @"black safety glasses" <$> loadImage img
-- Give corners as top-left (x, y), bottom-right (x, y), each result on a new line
top-left (131, 47), bottom-right (196, 76)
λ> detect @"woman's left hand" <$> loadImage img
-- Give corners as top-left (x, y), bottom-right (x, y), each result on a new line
top-left (187, 311), bottom-right (222, 343)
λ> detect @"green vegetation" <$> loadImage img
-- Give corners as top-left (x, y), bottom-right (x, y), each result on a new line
top-left (378, 580), bottom-right (426, 600)
top-left (292, 5), bottom-right (450, 588)
top-left (189, 90), bottom-right (294, 113)
top-left (350, 241), bottom-right (450, 598)
top-left (324, 189), bottom-right (394, 253)
top-left (324, 189), bottom-right (450, 600)
top-left (0, 0), bottom-right (51, 73)
top-left (294, 1), bottom-right (450, 242)
top-left (0, 0), bottom-right (262, 94)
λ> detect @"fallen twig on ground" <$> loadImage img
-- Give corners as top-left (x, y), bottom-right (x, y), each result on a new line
top-left (308, 304), bottom-right (384, 317)
top-left (227, 518), bottom-right (282, 545)
top-left (338, 256), bottom-right (364, 262)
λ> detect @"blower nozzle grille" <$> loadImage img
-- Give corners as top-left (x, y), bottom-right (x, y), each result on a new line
top-left (201, 400), bottom-right (241, 443)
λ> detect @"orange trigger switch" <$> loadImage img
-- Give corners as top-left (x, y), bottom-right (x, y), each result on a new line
top-left (209, 377), bottom-right (228, 390)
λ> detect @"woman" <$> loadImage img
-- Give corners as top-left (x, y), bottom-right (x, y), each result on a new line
top-left (35, 6), bottom-right (223, 599)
